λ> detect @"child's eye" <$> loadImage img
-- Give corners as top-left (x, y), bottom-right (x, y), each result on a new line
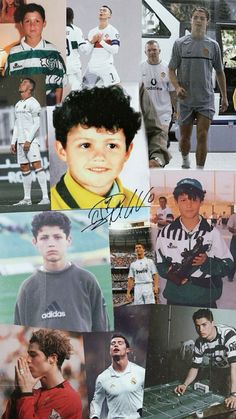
top-left (107, 143), bottom-right (118, 149)
top-left (80, 143), bottom-right (90, 148)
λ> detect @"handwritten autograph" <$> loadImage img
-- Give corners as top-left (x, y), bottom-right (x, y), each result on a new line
top-left (81, 188), bottom-right (155, 232)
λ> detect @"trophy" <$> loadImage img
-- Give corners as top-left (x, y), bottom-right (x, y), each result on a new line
top-left (166, 236), bottom-right (209, 285)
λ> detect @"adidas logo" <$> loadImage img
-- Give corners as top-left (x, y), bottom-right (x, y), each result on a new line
top-left (41, 301), bottom-right (66, 319)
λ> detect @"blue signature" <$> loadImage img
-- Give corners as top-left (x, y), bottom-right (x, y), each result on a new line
top-left (81, 188), bottom-right (154, 231)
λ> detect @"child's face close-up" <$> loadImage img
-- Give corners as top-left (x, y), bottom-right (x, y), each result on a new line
top-left (56, 124), bottom-right (133, 196)
top-left (176, 193), bottom-right (202, 220)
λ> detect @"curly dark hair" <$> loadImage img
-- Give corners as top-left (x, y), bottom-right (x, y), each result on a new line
top-left (173, 185), bottom-right (206, 202)
top-left (29, 329), bottom-right (73, 368)
top-left (53, 86), bottom-right (141, 150)
top-left (31, 211), bottom-right (71, 239)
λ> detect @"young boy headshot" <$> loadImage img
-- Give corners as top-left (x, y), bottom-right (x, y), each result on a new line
top-left (4, 2), bottom-right (66, 105)
top-left (14, 211), bottom-right (109, 332)
top-left (156, 178), bottom-right (233, 308)
top-left (51, 86), bottom-right (144, 210)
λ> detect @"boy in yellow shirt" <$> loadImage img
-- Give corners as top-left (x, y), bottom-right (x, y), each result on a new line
top-left (51, 86), bottom-right (144, 209)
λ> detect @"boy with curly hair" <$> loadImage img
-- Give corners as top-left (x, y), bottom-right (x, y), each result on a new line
top-left (51, 86), bottom-right (143, 209)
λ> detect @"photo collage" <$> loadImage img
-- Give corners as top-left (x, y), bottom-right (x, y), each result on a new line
top-left (0, 0), bottom-right (236, 418)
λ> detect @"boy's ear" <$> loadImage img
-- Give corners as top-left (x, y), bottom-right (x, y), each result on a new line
top-left (32, 237), bottom-right (37, 246)
top-left (125, 143), bottom-right (133, 162)
top-left (55, 140), bottom-right (67, 162)
top-left (43, 20), bottom-right (47, 29)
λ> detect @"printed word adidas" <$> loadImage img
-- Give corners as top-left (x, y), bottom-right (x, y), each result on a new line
top-left (42, 310), bottom-right (66, 319)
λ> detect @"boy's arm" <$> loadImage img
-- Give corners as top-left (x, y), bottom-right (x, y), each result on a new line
top-left (225, 363), bottom-right (236, 409)
top-left (152, 273), bottom-right (159, 296)
top-left (126, 277), bottom-right (134, 302)
top-left (55, 87), bottom-right (63, 104)
top-left (175, 368), bottom-right (199, 394)
top-left (91, 277), bottom-right (109, 332)
top-left (155, 233), bottom-right (173, 278)
top-left (90, 377), bottom-right (106, 419)
top-left (200, 229), bottom-right (234, 276)
top-left (216, 70), bottom-right (228, 112)
top-left (99, 38), bottom-right (119, 55)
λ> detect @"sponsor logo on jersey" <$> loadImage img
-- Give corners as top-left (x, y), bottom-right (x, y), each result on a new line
top-left (49, 409), bottom-right (62, 419)
top-left (229, 342), bottom-right (236, 351)
top-left (167, 243), bottom-right (177, 249)
top-left (135, 268), bottom-right (148, 274)
top-left (160, 72), bottom-right (166, 78)
top-left (203, 47), bottom-right (209, 57)
top-left (42, 310), bottom-right (66, 319)
top-left (40, 57), bottom-right (58, 71)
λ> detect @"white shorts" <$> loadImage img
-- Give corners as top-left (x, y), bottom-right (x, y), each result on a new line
top-left (67, 71), bottom-right (82, 91)
top-left (134, 283), bottom-right (155, 305)
top-left (84, 64), bottom-right (120, 87)
top-left (17, 141), bottom-right (41, 165)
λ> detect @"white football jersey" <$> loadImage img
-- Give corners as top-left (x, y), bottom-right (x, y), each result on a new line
top-left (128, 257), bottom-right (157, 284)
top-left (66, 24), bottom-right (88, 74)
top-left (88, 23), bottom-right (120, 69)
top-left (12, 96), bottom-right (41, 145)
top-left (141, 60), bottom-right (175, 125)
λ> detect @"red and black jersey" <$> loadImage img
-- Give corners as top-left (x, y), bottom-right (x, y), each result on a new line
top-left (2, 380), bottom-right (82, 419)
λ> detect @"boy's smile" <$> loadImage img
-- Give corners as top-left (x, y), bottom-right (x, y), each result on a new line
top-left (56, 125), bottom-right (133, 197)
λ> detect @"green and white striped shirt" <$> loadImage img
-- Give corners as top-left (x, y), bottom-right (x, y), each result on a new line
top-left (5, 38), bottom-right (67, 95)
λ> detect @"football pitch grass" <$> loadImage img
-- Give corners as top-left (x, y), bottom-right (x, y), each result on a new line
top-left (0, 180), bottom-right (50, 212)
top-left (0, 264), bottom-right (114, 329)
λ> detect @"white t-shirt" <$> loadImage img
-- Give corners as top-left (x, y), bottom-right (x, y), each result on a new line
top-left (128, 257), bottom-right (157, 284)
top-left (12, 96), bottom-right (41, 145)
top-left (157, 207), bottom-right (173, 227)
top-left (87, 23), bottom-right (120, 69)
top-left (141, 60), bottom-right (175, 125)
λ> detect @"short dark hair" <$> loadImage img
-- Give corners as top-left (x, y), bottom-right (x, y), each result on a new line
top-left (145, 40), bottom-right (159, 47)
top-left (159, 196), bottom-right (167, 202)
top-left (66, 7), bottom-right (74, 25)
top-left (173, 185), bottom-right (205, 202)
top-left (192, 309), bottom-right (214, 323)
top-left (53, 87), bottom-right (141, 150)
top-left (191, 7), bottom-right (210, 20)
top-left (20, 3), bottom-right (46, 22)
top-left (135, 242), bottom-right (145, 249)
top-left (29, 329), bottom-right (72, 368)
top-left (31, 211), bottom-right (71, 239)
top-left (102, 5), bottom-right (112, 15)
top-left (21, 77), bottom-right (36, 91)
top-left (111, 333), bottom-right (130, 348)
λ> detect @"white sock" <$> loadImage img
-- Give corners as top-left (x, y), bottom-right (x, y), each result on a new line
top-left (182, 154), bottom-right (190, 163)
top-left (182, 154), bottom-right (190, 168)
top-left (22, 171), bottom-right (32, 200)
top-left (35, 169), bottom-right (48, 198)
